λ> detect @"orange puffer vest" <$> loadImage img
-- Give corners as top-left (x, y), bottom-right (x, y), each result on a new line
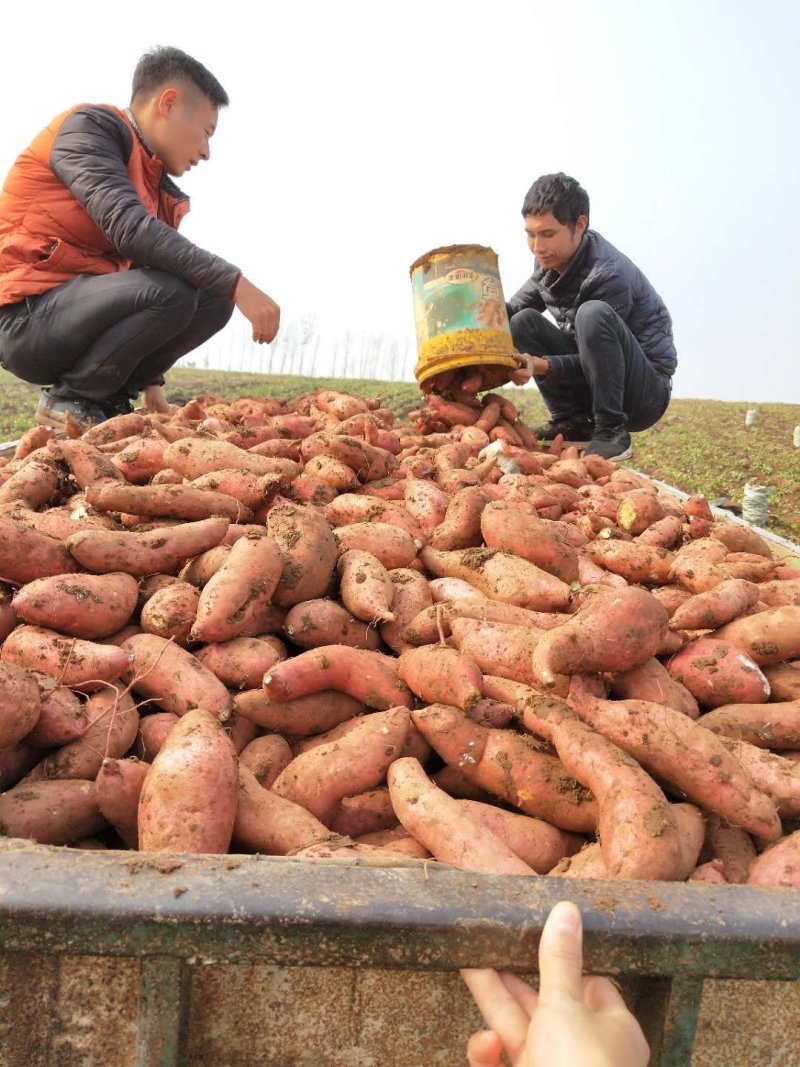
top-left (0, 105), bottom-right (189, 306)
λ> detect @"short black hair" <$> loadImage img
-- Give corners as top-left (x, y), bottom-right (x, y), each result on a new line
top-left (131, 46), bottom-right (229, 108)
top-left (521, 173), bottom-right (589, 230)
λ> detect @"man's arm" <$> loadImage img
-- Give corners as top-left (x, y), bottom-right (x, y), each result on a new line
top-left (50, 107), bottom-right (240, 299)
top-left (506, 275), bottom-right (546, 318)
top-left (578, 266), bottom-right (634, 321)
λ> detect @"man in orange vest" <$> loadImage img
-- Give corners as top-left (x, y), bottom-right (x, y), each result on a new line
top-left (0, 46), bottom-right (279, 426)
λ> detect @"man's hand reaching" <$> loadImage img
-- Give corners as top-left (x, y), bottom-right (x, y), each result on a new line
top-left (234, 276), bottom-right (281, 344)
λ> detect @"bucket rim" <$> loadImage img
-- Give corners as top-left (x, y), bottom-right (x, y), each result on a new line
top-left (409, 243), bottom-right (499, 277)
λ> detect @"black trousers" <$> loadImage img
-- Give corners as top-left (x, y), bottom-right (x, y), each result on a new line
top-left (509, 300), bottom-right (672, 431)
top-left (0, 268), bottom-right (234, 401)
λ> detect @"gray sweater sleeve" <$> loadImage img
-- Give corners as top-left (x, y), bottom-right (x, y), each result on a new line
top-left (50, 107), bottom-right (240, 299)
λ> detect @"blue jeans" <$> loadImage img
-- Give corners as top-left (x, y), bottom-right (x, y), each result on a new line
top-left (509, 300), bottom-right (672, 431)
top-left (0, 268), bottom-right (233, 400)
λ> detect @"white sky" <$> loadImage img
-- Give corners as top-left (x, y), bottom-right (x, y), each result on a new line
top-left (2, 0), bottom-right (798, 401)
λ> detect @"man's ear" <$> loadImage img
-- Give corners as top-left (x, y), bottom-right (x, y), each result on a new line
top-left (575, 214), bottom-right (589, 237)
top-left (157, 87), bottom-right (179, 118)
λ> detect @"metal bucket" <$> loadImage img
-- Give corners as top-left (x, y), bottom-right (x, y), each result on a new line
top-left (409, 244), bottom-right (519, 387)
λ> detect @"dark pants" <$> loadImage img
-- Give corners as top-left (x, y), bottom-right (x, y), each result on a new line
top-left (509, 300), bottom-right (672, 431)
top-left (0, 269), bottom-right (234, 401)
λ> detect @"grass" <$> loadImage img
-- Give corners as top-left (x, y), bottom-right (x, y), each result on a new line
top-left (3, 367), bottom-right (798, 543)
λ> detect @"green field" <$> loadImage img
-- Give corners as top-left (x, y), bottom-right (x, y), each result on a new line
top-left (2, 367), bottom-right (798, 544)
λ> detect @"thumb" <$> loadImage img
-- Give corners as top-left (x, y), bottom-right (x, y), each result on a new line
top-left (537, 901), bottom-right (584, 1004)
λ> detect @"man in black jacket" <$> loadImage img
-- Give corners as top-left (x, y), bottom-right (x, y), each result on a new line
top-left (0, 46), bottom-right (279, 426)
top-left (507, 173), bottom-right (676, 461)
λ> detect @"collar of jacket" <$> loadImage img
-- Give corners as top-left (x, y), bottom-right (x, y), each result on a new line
top-left (538, 230), bottom-right (594, 292)
top-left (124, 107), bottom-right (156, 156)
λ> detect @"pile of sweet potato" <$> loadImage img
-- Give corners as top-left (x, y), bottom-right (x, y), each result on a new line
top-left (1, 387), bottom-right (799, 889)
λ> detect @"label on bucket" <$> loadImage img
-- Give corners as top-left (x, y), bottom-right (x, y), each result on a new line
top-left (412, 251), bottom-right (509, 344)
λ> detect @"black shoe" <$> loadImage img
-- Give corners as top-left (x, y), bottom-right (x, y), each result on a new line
top-left (530, 414), bottom-right (595, 446)
top-left (99, 392), bottom-right (135, 418)
top-left (583, 425), bottom-right (633, 462)
top-left (36, 389), bottom-right (107, 428)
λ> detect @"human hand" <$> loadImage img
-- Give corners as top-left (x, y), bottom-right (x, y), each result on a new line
top-left (462, 901), bottom-right (649, 1067)
top-left (141, 383), bottom-right (172, 414)
top-left (234, 276), bottom-right (281, 343)
top-left (509, 355), bottom-right (549, 386)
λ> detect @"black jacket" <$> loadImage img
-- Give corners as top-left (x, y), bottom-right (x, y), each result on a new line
top-left (507, 230), bottom-right (677, 378)
top-left (49, 106), bottom-right (240, 299)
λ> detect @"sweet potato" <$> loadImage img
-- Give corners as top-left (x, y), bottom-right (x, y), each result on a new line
top-left (273, 707), bottom-right (410, 823)
top-left (24, 685), bottom-right (138, 782)
top-left (714, 606), bottom-right (800, 666)
top-left (457, 799), bottom-right (583, 873)
top-left (448, 618), bottom-right (548, 688)
top-left (700, 700), bottom-right (800, 750)
top-left (233, 688), bottom-right (364, 736)
top-left (764, 662), bottom-right (800, 702)
top-left (429, 486), bottom-right (487, 552)
top-left (283, 599), bottom-right (379, 651)
top-left (567, 677), bottom-right (781, 840)
top-left (179, 545), bottom-right (231, 588)
top-left (609, 658), bottom-right (699, 719)
top-left (0, 457), bottom-right (60, 509)
top-left (300, 432), bottom-right (396, 482)
top-left (756, 580), bottom-right (800, 608)
top-left (333, 522), bottom-right (419, 569)
top-left (329, 788), bottom-right (397, 838)
top-left (616, 489), bottom-right (665, 534)
top-left (711, 523), bottom-right (773, 558)
top-left (485, 679), bottom-right (686, 881)
top-left (48, 438), bottom-right (126, 487)
top-left (163, 437), bottom-right (301, 482)
top-left (380, 569), bottom-right (433, 654)
top-left (747, 830), bottom-right (800, 888)
top-left (238, 734), bottom-right (293, 788)
top-left (266, 504), bottom-right (338, 608)
top-left (140, 580), bottom-right (200, 645)
top-left (411, 704), bottom-right (597, 833)
top-left (0, 663), bottom-right (42, 748)
top-left (699, 813), bottom-right (757, 884)
top-left (110, 437), bottom-right (168, 483)
top-left (583, 538), bottom-right (674, 585)
top-left (303, 455), bottom-right (360, 490)
top-left (195, 635), bottom-right (287, 689)
top-left (0, 516), bottom-right (80, 583)
top-left (13, 571), bottom-right (139, 640)
top-left (264, 645), bottom-right (412, 710)
top-left (122, 634), bottom-right (231, 720)
top-left (397, 644), bottom-right (483, 711)
top-left (405, 597), bottom-right (563, 647)
top-left (25, 679), bottom-right (87, 748)
top-left (668, 579), bottom-right (760, 631)
top-left (67, 516), bottom-right (229, 576)
top-left (191, 533), bottom-right (284, 643)
top-left (387, 757), bottom-right (536, 875)
top-left (0, 779), bottom-right (106, 844)
top-left (531, 587), bottom-right (668, 688)
top-left (480, 500), bottom-right (579, 583)
top-left (635, 515), bottom-right (684, 549)
top-left (14, 425), bottom-right (55, 460)
top-left (667, 638), bottom-right (770, 707)
top-left (403, 478), bottom-right (449, 538)
top-left (2, 625), bottom-right (130, 689)
top-left (549, 841), bottom-right (609, 879)
top-left (669, 538), bottom-right (728, 593)
top-left (337, 549), bottom-right (394, 623)
top-left (716, 737), bottom-right (800, 819)
top-left (86, 482), bottom-right (253, 523)
top-left (232, 764), bottom-right (331, 854)
top-left (325, 494), bottom-right (424, 542)
top-left (96, 757), bottom-right (149, 848)
top-left (420, 546), bottom-right (571, 612)
top-left (135, 712), bottom-right (179, 761)
top-left (138, 709), bottom-right (239, 853)
top-left (355, 828), bottom-right (430, 859)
